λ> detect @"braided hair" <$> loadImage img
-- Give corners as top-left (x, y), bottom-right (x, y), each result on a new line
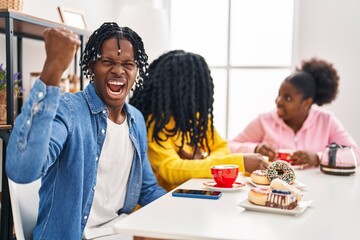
top-left (80, 22), bottom-right (149, 89)
top-left (287, 57), bottom-right (339, 106)
top-left (130, 50), bottom-right (215, 154)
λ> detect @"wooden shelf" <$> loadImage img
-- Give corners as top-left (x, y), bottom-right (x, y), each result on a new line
top-left (0, 125), bottom-right (11, 131)
top-left (0, 9), bottom-right (91, 40)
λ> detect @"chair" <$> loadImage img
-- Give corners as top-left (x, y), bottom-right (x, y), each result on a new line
top-left (8, 178), bottom-right (40, 240)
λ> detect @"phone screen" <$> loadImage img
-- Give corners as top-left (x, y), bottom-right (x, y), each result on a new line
top-left (172, 189), bottom-right (222, 200)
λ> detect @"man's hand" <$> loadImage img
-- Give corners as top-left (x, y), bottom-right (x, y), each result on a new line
top-left (40, 28), bottom-right (81, 86)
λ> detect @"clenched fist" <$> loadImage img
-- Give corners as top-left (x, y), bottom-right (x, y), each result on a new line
top-left (40, 28), bottom-right (81, 86)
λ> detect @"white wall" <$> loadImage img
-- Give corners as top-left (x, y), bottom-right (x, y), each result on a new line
top-left (115, 0), bottom-right (170, 62)
top-left (294, 0), bottom-right (360, 144)
top-left (23, 0), bottom-right (118, 30)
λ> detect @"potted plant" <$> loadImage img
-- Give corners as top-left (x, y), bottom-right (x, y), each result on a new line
top-left (0, 63), bottom-right (22, 124)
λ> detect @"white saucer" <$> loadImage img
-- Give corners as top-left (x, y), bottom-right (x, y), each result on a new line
top-left (237, 199), bottom-right (312, 216)
top-left (246, 177), bottom-right (307, 189)
top-left (203, 181), bottom-right (245, 192)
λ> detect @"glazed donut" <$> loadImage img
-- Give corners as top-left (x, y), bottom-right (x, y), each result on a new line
top-left (266, 160), bottom-right (296, 184)
top-left (248, 188), bottom-right (271, 206)
top-left (250, 170), bottom-right (270, 185)
top-left (270, 178), bottom-right (303, 201)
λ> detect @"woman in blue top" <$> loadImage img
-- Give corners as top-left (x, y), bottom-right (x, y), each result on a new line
top-left (6, 23), bottom-right (166, 239)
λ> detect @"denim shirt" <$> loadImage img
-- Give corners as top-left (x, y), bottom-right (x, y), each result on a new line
top-left (6, 79), bottom-right (166, 239)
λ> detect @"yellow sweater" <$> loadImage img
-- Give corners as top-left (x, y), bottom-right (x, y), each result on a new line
top-left (147, 118), bottom-right (245, 191)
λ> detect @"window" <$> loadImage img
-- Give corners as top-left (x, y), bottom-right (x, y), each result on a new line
top-left (170, 0), bottom-right (294, 139)
top-left (170, 0), bottom-right (228, 66)
top-left (230, 0), bottom-right (294, 67)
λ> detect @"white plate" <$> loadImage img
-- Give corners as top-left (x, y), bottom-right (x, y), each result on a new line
top-left (246, 177), bottom-right (306, 189)
top-left (203, 181), bottom-right (246, 192)
top-left (237, 199), bottom-right (312, 216)
top-left (292, 164), bottom-right (306, 170)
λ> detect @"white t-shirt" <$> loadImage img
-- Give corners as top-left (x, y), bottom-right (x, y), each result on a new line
top-left (83, 117), bottom-right (134, 240)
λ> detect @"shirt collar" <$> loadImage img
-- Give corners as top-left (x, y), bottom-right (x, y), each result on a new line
top-left (83, 83), bottom-right (136, 125)
top-left (83, 83), bottom-right (106, 114)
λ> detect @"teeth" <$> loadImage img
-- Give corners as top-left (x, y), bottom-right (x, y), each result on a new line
top-left (108, 81), bottom-right (125, 86)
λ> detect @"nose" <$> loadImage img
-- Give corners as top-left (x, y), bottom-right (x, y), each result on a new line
top-left (111, 63), bottom-right (125, 75)
top-left (275, 96), bottom-right (282, 105)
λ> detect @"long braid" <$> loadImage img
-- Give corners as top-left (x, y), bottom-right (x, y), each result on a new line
top-left (195, 54), bottom-right (215, 152)
top-left (130, 50), bottom-right (215, 154)
top-left (80, 22), bottom-right (149, 88)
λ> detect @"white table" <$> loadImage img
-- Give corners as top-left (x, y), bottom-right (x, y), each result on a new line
top-left (114, 169), bottom-right (360, 240)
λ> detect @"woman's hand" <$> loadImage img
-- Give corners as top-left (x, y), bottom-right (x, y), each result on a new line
top-left (243, 153), bottom-right (269, 173)
top-left (178, 147), bottom-right (205, 160)
top-left (291, 150), bottom-right (320, 169)
top-left (255, 143), bottom-right (276, 161)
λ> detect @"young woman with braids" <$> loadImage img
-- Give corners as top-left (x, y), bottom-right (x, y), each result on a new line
top-left (229, 58), bottom-right (360, 168)
top-left (130, 50), bottom-right (268, 191)
top-left (6, 23), bottom-right (165, 239)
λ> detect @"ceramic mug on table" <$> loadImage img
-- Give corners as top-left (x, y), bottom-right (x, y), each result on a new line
top-left (211, 165), bottom-right (239, 188)
top-left (277, 149), bottom-right (295, 163)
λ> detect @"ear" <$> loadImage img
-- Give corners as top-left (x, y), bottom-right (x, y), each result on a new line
top-left (88, 62), bottom-right (94, 74)
top-left (303, 97), bottom-right (313, 109)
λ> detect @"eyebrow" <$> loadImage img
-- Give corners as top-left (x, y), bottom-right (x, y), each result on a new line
top-left (100, 56), bottom-right (135, 62)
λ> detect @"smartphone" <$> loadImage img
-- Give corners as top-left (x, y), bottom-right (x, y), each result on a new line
top-left (172, 189), bottom-right (222, 200)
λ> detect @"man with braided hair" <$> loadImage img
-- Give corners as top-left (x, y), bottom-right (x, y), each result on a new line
top-left (130, 50), bottom-right (268, 191)
top-left (6, 22), bottom-right (165, 239)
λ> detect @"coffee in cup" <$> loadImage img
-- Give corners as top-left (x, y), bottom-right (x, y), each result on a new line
top-left (211, 164), bottom-right (239, 188)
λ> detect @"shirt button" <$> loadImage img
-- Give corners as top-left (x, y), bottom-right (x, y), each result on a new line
top-left (26, 120), bottom-right (31, 125)
top-left (84, 215), bottom-right (88, 220)
top-left (101, 129), bottom-right (105, 134)
top-left (93, 186), bottom-right (96, 191)
top-left (38, 92), bottom-right (44, 98)
top-left (33, 105), bottom-right (39, 112)
top-left (95, 156), bottom-right (99, 161)
top-left (102, 110), bottom-right (106, 114)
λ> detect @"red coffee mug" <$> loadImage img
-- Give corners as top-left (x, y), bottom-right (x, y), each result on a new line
top-left (211, 165), bottom-right (239, 188)
top-left (277, 149), bottom-right (294, 163)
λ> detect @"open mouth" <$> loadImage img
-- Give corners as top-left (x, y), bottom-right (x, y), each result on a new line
top-left (107, 80), bottom-right (125, 95)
